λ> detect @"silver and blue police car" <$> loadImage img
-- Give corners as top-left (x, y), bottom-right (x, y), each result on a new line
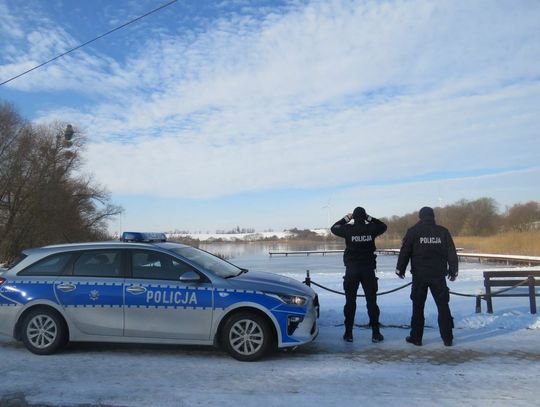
top-left (0, 232), bottom-right (319, 361)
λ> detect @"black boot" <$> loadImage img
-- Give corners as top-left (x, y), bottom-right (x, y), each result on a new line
top-left (372, 326), bottom-right (384, 343)
top-left (343, 326), bottom-right (353, 342)
top-left (406, 336), bottom-right (422, 346)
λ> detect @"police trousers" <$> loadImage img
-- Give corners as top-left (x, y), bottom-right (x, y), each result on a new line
top-left (410, 275), bottom-right (453, 341)
top-left (343, 264), bottom-right (380, 329)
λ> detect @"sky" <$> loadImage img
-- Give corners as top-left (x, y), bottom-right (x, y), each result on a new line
top-left (0, 0), bottom-right (539, 234)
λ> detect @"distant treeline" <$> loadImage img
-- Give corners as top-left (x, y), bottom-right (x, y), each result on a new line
top-left (215, 226), bottom-right (256, 234)
top-left (168, 227), bottom-right (268, 235)
top-left (381, 198), bottom-right (540, 239)
top-left (171, 198), bottom-right (540, 246)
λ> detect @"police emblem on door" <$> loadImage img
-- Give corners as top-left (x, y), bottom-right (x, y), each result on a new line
top-left (89, 290), bottom-right (99, 301)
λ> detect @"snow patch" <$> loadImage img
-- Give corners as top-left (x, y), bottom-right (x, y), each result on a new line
top-left (528, 317), bottom-right (540, 329)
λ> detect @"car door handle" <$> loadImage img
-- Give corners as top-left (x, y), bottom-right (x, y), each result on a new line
top-left (56, 283), bottom-right (76, 292)
top-left (126, 286), bottom-right (146, 295)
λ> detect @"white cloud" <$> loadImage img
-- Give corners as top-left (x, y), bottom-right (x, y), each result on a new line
top-left (83, 80), bottom-right (540, 199)
top-left (2, 0), bottom-right (540, 203)
top-left (0, 1), bottom-right (24, 40)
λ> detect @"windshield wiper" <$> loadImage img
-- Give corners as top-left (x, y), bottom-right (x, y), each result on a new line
top-left (224, 268), bottom-right (248, 279)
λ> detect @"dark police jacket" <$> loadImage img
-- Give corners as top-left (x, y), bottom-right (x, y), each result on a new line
top-left (331, 216), bottom-right (387, 268)
top-left (396, 219), bottom-right (458, 278)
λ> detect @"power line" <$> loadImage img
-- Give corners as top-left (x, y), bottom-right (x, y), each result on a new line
top-left (0, 0), bottom-right (178, 87)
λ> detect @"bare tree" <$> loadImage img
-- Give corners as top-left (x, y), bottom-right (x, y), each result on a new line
top-left (504, 201), bottom-right (540, 231)
top-left (383, 198), bottom-right (501, 237)
top-left (460, 197), bottom-right (500, 236)
top-left (0, 103), bottom-right (122, 262)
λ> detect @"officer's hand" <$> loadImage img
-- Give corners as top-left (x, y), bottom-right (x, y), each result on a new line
top-left (346, 213), bottom-right (353, 220)
top-left (395, 269), bottom-right (405, 279)
top-left (448, 274), bottom-right (457, 282)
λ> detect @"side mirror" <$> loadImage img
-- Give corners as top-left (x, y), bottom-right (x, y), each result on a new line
top-left (179, 271), bottom-right (201, 283)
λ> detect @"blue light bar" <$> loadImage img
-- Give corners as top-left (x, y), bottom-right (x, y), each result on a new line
top-left (121, 232), bottom-right (167, 243)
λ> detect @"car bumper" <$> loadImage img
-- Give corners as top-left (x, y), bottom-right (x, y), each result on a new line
top-left (277, 300), bottom-right (319, 348)
top-left (0, 304), bottom-right (20, 337)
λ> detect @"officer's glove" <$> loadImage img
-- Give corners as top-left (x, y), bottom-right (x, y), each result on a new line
top-left (395, 269), bottom-right (405, 279)
top-left (448, 273), bottom-right (458, 282)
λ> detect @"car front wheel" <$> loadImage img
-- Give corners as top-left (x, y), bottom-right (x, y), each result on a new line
top-left (21, 308), bottom-right (66, 355)
top-left (222, 312), bottom-right (272, 361)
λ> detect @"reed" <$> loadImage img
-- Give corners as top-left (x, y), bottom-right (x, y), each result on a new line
top-left (377, 232), bottom-right (540, 256)
top-left (455, 231), bottom-right (540, 256)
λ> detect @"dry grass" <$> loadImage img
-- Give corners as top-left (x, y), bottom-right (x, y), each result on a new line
top-left (377, 232), bottom-right (540, 256)
top-left (455, 231), bottom-right (540, 256)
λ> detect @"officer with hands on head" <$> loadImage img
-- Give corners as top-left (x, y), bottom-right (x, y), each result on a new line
top-left (395, 206), bottom-right (458, 347)
top-left (331, 207), bottom-right (387, 343)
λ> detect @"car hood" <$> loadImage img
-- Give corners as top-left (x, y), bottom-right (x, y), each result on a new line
top-left (227, 271), bottom-right (315, 298)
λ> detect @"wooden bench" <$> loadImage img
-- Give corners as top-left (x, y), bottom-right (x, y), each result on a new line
top-left (483, 270), bottom-right (540, 314)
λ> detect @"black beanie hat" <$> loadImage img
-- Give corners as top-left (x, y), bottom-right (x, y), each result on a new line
top-left (419, 206), bottom-right (435, 220)
top-left (353, 207), bottom-right (367, 221)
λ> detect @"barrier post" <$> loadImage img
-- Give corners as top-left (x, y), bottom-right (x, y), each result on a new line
top-left (475, 295), bottom-right (482, 313)
top-left (305, 270), bottom-right (311, 287)
top-left (485, 275), bottom-right (493, 314)
top-left (528, 275), bottom-right (536, 314)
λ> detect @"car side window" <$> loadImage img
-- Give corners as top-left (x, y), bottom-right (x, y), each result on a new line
top-left (18, 253), bottom-right (74, 276)
top-left (73, 250), bottom-right (122, 278)
top-left (131, 250), bottom-right (197, 281)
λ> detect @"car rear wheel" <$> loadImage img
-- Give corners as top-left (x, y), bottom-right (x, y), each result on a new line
top-left (21, 308), bottom-right (66, 355)
top-left (222, 312), bottom-right (272, 361)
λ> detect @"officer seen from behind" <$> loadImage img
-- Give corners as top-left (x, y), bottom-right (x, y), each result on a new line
top-left (331, 207), bottom-right (387, 343)
top-left (396, 206), bottom-right (458, 347)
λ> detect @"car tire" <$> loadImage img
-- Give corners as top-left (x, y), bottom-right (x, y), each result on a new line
top-left (21, 308), bottom-right (67, 355)
top-left (222, 312), bottom-right (272, 361)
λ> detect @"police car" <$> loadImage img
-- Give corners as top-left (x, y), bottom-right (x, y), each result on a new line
top-left (0, 233), bottom-right (319, 361)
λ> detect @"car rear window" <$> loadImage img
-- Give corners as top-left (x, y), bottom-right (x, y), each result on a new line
top-left (73, 250), bottom-right (122, 277)
top-left (18, 253), bottom-right (74, 276)
top-left (6, 254), bottom-right (27, 270)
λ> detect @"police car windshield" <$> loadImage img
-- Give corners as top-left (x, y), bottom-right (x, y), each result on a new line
top-left (172, 247), bottom-right (242, 278)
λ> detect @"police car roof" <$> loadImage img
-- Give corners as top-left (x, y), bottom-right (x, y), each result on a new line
top-left (8, 241), bottom-right (191, 276)
top-left (24, 240), bottom-right (189, 255)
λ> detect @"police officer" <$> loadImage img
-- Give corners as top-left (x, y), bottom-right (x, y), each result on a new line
top-left (395, 206), bottom-right (458, 347)
top-left (331, 207), bottom-right (387, 343)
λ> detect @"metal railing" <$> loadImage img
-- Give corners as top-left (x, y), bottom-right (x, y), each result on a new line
top-left (270, 249), bottom-right (540, 266)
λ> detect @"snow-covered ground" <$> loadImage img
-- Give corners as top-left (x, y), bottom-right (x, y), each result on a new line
top-left (166, 230), bottom-right (291, 241)
top-left (165, 229), bottom-right (329, 242)
top-left (1, 253), bottom-right (539, 406)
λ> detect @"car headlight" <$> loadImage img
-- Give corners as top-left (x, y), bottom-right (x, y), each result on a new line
top-left (266, 293), bottom-right (307, 306)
